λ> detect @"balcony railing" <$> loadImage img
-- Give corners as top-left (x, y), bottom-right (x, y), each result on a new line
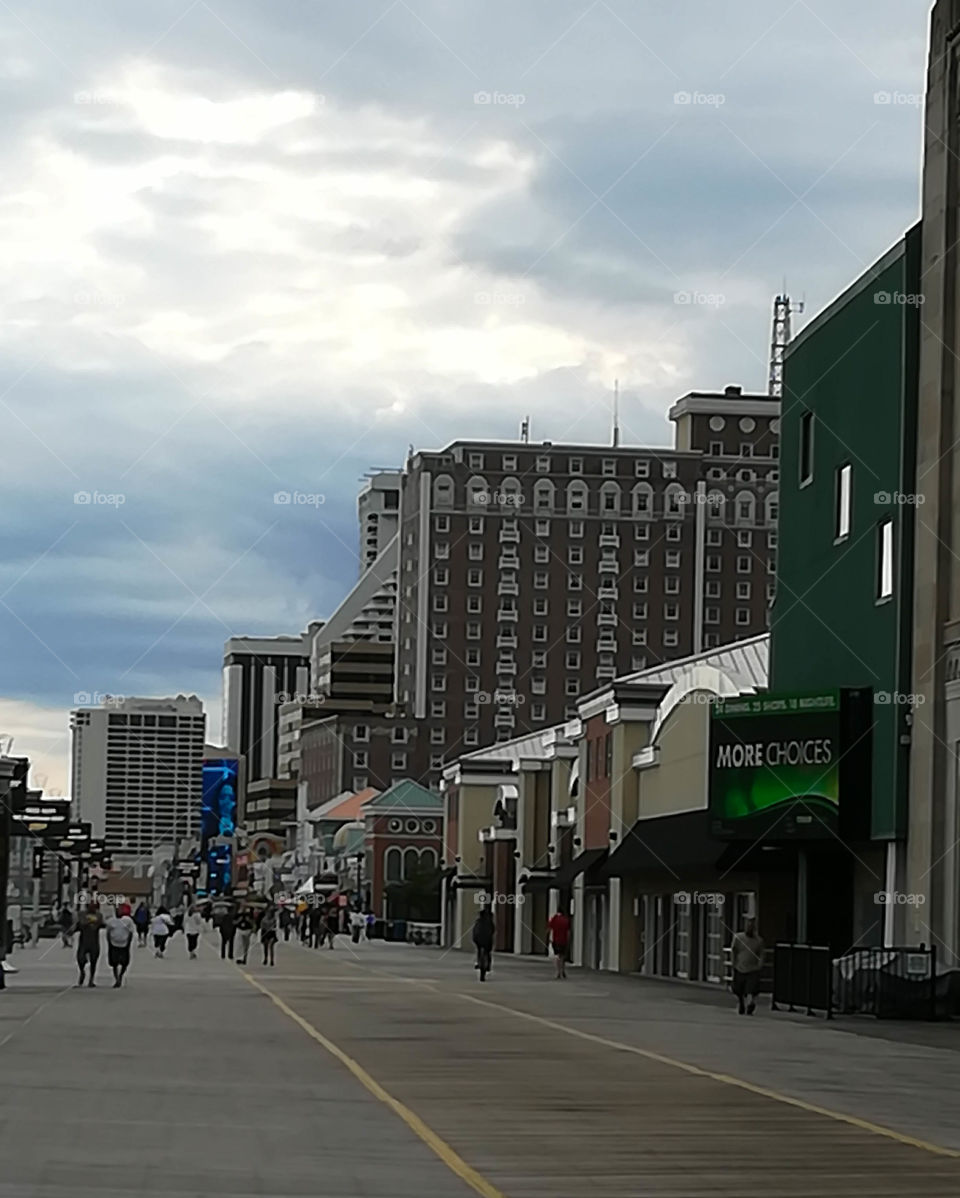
top-left (497, 608), bottom-right (518, 622)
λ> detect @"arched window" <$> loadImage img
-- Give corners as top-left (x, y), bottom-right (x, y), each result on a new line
top-left (501, 476), bottom-right (522, 507)
top-left (664, 483), bottom-right (686, 518)
top-left (403, 847), bottom-right (420, 878)
top-left (385, 847), bottom-right (402, 882)
top-left (567, 481), bottom-right (588, 514)
top-left (600, 481), bottom-right (621, 514)
top-left (632, 482), bottom-right (653, 518)
top-left (433, 474), bottom-right (454, 507)
top-left (419, 847), bottom-right (437, 871)
top-left (534, 479), bottom-right (555, 512)
top-left (467, 475), bottom-right (489, 507)
top-left (765, 492), bottom-right (778, 526)
top-left (735, 490), bottom-right (756, 525)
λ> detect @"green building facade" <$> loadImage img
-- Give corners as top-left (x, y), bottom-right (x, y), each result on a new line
top-left (771, 222), bottom-right (921, 844)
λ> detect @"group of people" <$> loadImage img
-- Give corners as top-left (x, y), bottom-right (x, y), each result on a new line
top-left (295, 900), bottom-right (371, 950)
top-left (470, 904), bottom-right (572, 983)
top-left (215, 903), bottom-right (279, 966)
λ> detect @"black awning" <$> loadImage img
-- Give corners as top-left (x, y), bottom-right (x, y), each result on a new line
top-left (519, 872), bottom-right (557, 893)
top-left (451, 875), bottom-right (492, 891)
top-left (599, 810), bottom-right (721, 880)
top-left (553, 847), bottom-right (608, 890)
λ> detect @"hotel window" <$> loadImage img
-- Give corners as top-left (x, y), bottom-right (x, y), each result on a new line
top-left (635, 524), bottom-right (650, 541)
top-left (532, 703), bottom-right (546, 721)
top-left (739, 442), bottom-right (753, 458)
top-left (736, 582), bottom-right (752, 600)
top-left (634, 550), bottom-right (649, 567)
top-left (605, 733), bottom-right (612, 777)
top-left (566, 626), bottom-right (581, 643)
top-left (633, 602), bottom-right (647, 619)
top-left (465, 676), bottom-right (480, 693)
top-left (467, 622), bottom-right (481, 639)
top-left (469, 542), bottom-right (483, 560)
top-left (709, 440), bottom-right (723, 456)
top-left (430, 700), bottom-right (446, 718)
top-left (533, 650), bottom-right (547, 667)
top-left (565, 650), bottom-right (581, 669)
top-left (633, 576), bottom-right (648, 592)
top-left (535, 544), bottom-right (550, 563)
top-left (877, 519), bottom-right (894, 600)
top-left (568, 575), bottom-right (583, 591)
top-left (431, 674), bottom-right (446, 692)
top-left (532, 678), bottom-right (547, 694)
top-left (664, 602), bottom-right (679, 621)
top-left (535, 519), bottom-right (550, 536)
top-left (632, 655), bottom-right (647, 671)
top-left (536, 455), bottom-right (551, 472)
top-left (533, 624), bottom-right (548, 641)
top-left (799, 411), bottom-right (814, 484)
top-left (737, 555), bottom-right (751, 573)
top-left (352, 775), bottom-right (369, 792)
top-left (432, 647), bottom-right (447, 665)
top-left (663, 629), bottom-right (679, 647)
top-left (706, 554), bottom-right (721, 572)
top-left (704, 607), bottom-right (719, 624)
top-left (704, 633), bottom-right (720, 649)
top-left (602, 458), bottom-right (617, 476)
top-left (666, 525), bottom-right (682, 543)
top-left (767, 558), bottom-right (776, 574)
top-left (466, 648), bottom-right (480, 666)
top-left (354, 725), bottom-right (369, 742)
top-left (635, 459), bottom-right (650, 478)
top-left (767, 583), bottom-right (776, 601)
top-left (435, 542), bottom-right (449, 560)
top-left (662, 460), bottom-right (677, 479)
top-left (433, 594), bottom-right (448, 613)
top-left (568, 545), bottom-right (583, 565)
top-left (707, 528), bottom-right (722, 547)
top-left (469, 452), bottom-right (485, 469)
top-left (430, 727), bottom-right (445, 745)
top-left (354, 751), bottom-right (368, 768)
top-left (468, 568), bottom-right (484, 587)
top-left (569, 457), bottom-right (583, 474)
top-left (707, 467), bottom-right (724, 481)
top-left (565, 678), bottom-right (580, 696)
top-left (836, 464), bottom-right (852, 540)
top-left (736, 609), bottom-right (751, 626)
top-left (464, 702), bottom-right (479, 719)
top-left (464, 729), bottom-right (479, 746)
top-left (533, 598), bottom-right (549, 616)
top-left (430, 754), bottom-right (444, 771)
top-left (469, 516), bottom-right (484, 533)
top-left (737, 530), bottom-right (752, 548)
top-left (665, 550), bottom-right (680, 568)
top-left (633, 628), bottom-right (647, 645)
top-left (665, 577), bottom-right (680, 594)
top-left (567, 598), bottom-right (583, 618)
top-left (467, 595), bottom-right (482, 614)
top-left (535, 571), bottom-right (549, 588)
top-left (392, 752), bottom-right (407, 771)
top-left (502, 454), bottom-right (517, 471)
top-left (735, 491), bottom-right (756, 525)
top-left (435, 516), bottom-right (450, 533)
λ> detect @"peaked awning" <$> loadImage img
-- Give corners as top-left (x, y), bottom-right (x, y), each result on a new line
top-left (599, 810), bottom-right (721, 880)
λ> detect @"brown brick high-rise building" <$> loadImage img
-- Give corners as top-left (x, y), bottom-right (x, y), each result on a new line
top-left (394, 385), bottom-right (779, 778)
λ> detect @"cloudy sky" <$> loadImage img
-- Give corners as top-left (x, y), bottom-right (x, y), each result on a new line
top-left (0, 0), bottom-right (931, 791)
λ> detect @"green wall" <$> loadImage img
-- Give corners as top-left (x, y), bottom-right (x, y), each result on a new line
top-left (771, 223), bottom-right (920, 840)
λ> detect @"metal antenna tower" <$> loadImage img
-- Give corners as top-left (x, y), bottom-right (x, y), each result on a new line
top-left (769, 293), bottom-right (804, 397)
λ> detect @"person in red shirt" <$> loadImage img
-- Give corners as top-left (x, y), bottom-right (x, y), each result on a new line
top-left (547, 909), bottom-right (571, 979)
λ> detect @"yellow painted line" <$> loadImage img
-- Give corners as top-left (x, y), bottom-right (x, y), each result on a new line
top-left (452, 989), bottom-right (960, 1161)
top-left (240, 969), bottom-right (507, 1198)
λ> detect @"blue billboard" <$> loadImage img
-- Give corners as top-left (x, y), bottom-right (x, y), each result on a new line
top-left (201, 759), bottom-right (238, 840)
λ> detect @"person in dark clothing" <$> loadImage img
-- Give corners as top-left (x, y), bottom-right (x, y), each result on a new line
top-left (235, 909), bottom-right (254, 965)
top-left (308, 904), bottom-right (324, 949)
top-left (219, 906), bottom-right (236, 960)
top-left (73, 902), bottom-right (104, 988)
top-left (325, 903), bottom-right (339, 950)
top-left (472, 904), bottom-right (495, 980)
top-left (279, 906), bottom-right (293, 941)
top-left (58, 905), bottom-right (74, 949)
top-left (260, 905), bottom-right (279, 966)
top-left (133, 902), bottom-right (150, 947)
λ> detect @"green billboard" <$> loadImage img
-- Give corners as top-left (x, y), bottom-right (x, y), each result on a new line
top-left (709, 691), bottom-right (841, 839)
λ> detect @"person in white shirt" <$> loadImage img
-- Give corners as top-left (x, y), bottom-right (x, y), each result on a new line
top-left (151, 908), bottom-right (174, 957)
top-left (183, 906), bottom-right (203, 959)
top-left (105, 909), bottom-right (137, 988)
top-left (350, 909), bottom-right (365, 945)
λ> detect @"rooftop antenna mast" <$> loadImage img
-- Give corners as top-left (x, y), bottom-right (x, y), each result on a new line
top-left (769, 292), bottom-right (804, 397)
top-left (612, 379), bottom-right (620, 447)
top-left (520, 416), bottom-right (530, 444)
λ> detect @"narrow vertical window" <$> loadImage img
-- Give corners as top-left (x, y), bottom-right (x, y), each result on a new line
top-left (836, 464), bottom-right (852, 540)
top-left (799, 411), bottom-right (814, 485)
top-left (878, 519), bottom-right (893, 600)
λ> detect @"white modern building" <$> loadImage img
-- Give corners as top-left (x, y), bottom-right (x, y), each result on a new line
top-left (357, 469), bottom-right (401, 574)
top-left (69, 695), bottom-right (206, 863)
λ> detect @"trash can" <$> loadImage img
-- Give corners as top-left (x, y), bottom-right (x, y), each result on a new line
top-left (393, 919), bottom-right (407, 943)
top-left (384, 920), bottom-right (395, 942)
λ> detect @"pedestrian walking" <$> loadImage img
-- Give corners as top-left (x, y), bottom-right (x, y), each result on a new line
top-left (350, 908), bottom-right (364, 945)
top-left (547, 908), bottom-right (571, 980)
top-left (58, 904), bottom-right (74, 949)
top-left (730, 917), bottom-right (765, 1015)
top-left (472, 904), bottom-right (495, 981)
top-left (219, 905), bottom-right (236, 960)
top-left (133, 902), bottom-right (150, 946)
top-left (184, 905), bottom-right (203, 959)
top-left (365, 911), bottom-right (375, 940)
top-left (308, 904), bottom-right (324, 949)
top-left (151, 907), bottom-right (174, 957)
top-left (236, 908), bottom-right (254, 964)
top-left (73, 902), bottom-right (104, 987)
top-left (280, 906), bottom-right (293, 942)
top-left (325, 903), bottom-right (339, 949)
top-left (105, 906), bottom-right (136, 987)
top-left (260, 905), bottom-right (278, 966)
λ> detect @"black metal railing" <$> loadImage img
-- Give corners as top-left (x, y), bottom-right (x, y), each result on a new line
top-left (832, 946), bottom-right (937, 1020)
top-left (771, 943), bottom-right (833, 1017)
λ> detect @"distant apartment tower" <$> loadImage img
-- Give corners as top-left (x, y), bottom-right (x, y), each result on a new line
top-left (394, 386), bottom-right (779, 766)
top-left (358, 470), bottom-right (402, 573)
top-left (222, 630), bottom-right (315, 786)
top-left (69, 696), bottom-right (206, 860)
